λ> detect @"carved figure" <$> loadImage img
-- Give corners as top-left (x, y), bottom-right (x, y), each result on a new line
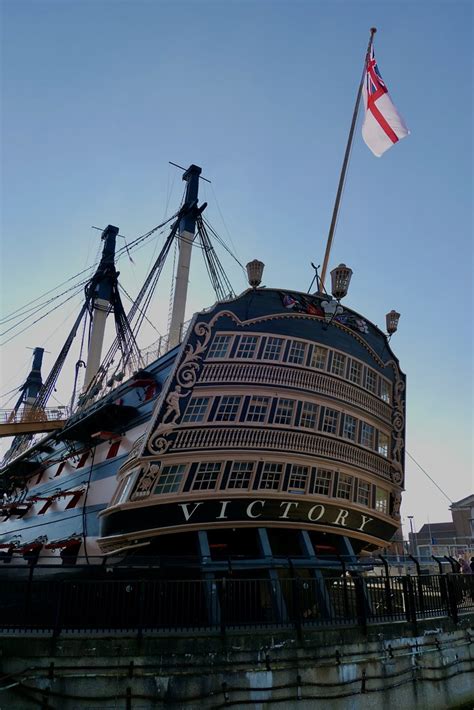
top-left (162, 386), bottom-right (190, 423)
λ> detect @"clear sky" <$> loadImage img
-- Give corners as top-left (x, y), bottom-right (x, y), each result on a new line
top-left (1, 0), bottom-right (472, 538)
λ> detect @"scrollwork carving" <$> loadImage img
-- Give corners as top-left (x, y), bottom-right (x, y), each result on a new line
top-left (145, 321), bottom-right (212, 456)
top-left (131, 463), bottom-right (160, 500)
top-left (387, 359), bottom-right (405, 487)
top-left (176, 322), bottom-right (212, 388)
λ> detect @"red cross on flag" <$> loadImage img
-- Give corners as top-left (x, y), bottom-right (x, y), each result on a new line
top-left (362, 46), bottom-right (409, 157)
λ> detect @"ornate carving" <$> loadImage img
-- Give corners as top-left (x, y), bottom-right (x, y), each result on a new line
top-left (130, 463), bottom-right (160, 500)
top-left (391, 491), bottom-right (402, 519)
top-left (148, 428), bottom-right (173, 455)
top-left (145, 321), bottom-right (212, 456)
top-left (162, 386), bottom-right (190, 424)
top-left (176, 323), bottom-right (212, 388)
top-left (386, 360), bottom-right (405, 486)
top-left (121, 435), bottom-right (145, 469)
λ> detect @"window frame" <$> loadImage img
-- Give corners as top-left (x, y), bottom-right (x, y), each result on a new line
top-left (192, 462), bottom-right (223, 491)
top-left (331, 351), bottom-right (347, 377)
top-left (342, 413), bottom-right (357, 441)
top-left (262, 336), bottom-right (284, 362)
top-left (273, 397), bottom-right (296, 426)
top-left (375, 487), bottom-right (389, 515)
top-left (182, 396), bottom-right (211, 424)
top-left (360, 421), bottom-right (375, 449)
top-left (226, 461), bottom-right (255, 489)
top-left (380, 378), bottom-right (392, 403)
top-left (287, 464), bottom-right (309, 493)
top-left (300, 401), bottom-right (319, 429)
top-left (259, 462), bottom-right (284, 491)
top-left (246, 395), bottom-right (270, 423)
top-left (154, 464), bottom-right (187, 495)
top-left (287, 339), bottom-right (307, 366)
top-left (365, 368), bottom-right (378, 394)
top-left (207, 334), bottom-right (233, 359)
top-left (312, 468), bottom-right (333, 496)
top-left (356, 480), bottom-right (372, 507)
top-left (336, 473), bottom-right (354, 501)
top-left (377, 431), bottom-right (390, 458)
top-left (310, 345), bottom-right (328, 371)
top-left (214, 395), bottom-right (242, 422)
top-left (348, 359), bottom-right (362, 385)
top-left (235, 335), bottom-right (259, 359)
top-left (322, 407), bottom-right (339, 435)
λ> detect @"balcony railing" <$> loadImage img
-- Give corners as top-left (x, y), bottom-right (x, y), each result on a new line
top-left (199, 363), bottom-right (392, 423)
top-left (173, 426), bottom-right (393, 480)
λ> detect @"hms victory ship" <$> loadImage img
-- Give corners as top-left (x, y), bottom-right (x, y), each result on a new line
top-left (0, 162), bottom-right (405, 580)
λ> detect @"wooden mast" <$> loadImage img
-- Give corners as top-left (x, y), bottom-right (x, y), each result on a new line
top-left (319, 27), bottom-right (377, 292)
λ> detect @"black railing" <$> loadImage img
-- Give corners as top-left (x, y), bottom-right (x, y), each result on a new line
top-left (0, 573), bottom-right (472, 636)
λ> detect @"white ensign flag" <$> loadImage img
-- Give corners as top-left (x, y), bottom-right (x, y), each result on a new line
top-left (362, 47), bottom-right (409, 157)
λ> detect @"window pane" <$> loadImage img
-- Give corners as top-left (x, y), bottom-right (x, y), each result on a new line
top-left (215, 396), bottom-right (241, 422)
top-left (357, 480), bottom-right (371, 506)
top-left (260, 463), bottom-right (283, 490)
top-left (322, 408), bottom-right (339, 434)
top-left (361, 422), bottom-right (375, 449)
top-left (288, 340), bottom-right (306, 365)
top-left (312, 469), bottom-right (333, 496)
top-left (236, 335), bottom-right (258, 359)
top-left (331, 352), bottom-right (346, 377)
top-left (311, 346), bottom-right (328, 370)
top-left (288, 465), bottom-right (308, 492)
top-left (342, 414), bottom-right (357, 441)
top-left (300, 402), bottom-right (318, 429)
top-left (365, 369), bottom-right (377, 393)
top-left (154, 464), bottom-right (186, 495)
top-left (116, 468), bottom-right (140, 504)
top-left (376, 487), bottom-right (389, 514)
top-left (336, 473), bottom-right (353, 500)
top-left (182, 397), bottom-right (210, 423)
top-left (208, 335), bottom-right (231, 359)
top-left (262, 337), bottom-right (283, 361)
top-left (348, 360), bottom-right (362, 385)
top-left (380, 379), bottom-right (391, 403)
top-left (246, 396), bottom-right (269, 423)
top-left (378, 432), bottom-right (389, 457)
top-left (193, 463), bottom-right (221, 490)
top-left (274, 398), bottom-right (295, 425)
top-left (227, 462), bottom-right (254, 489)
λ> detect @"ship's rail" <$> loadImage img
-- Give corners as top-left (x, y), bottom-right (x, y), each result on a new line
top-left (174, 426), bottom-right (393, 480)
top-left (0, 406), bottom-right (70, 425)
top-left (199, 363), bottom-right (392, 422)
top-left (0, 572), bottom-right (471, 635)
top-left (0, 406), bottom-right (70, 440)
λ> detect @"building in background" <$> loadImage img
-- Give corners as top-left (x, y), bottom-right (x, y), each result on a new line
top-left (408, 494), bottom-right (474, 559)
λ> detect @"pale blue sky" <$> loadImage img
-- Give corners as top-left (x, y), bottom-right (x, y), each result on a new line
top-left (1, 0), bottom-right (472, 533)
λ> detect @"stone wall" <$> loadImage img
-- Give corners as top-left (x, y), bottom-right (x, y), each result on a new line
top-left (1, 616), bottom-right (473, 709)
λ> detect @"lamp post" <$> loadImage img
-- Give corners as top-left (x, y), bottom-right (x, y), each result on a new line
top-left (407, 515), bottom-right (418, 558)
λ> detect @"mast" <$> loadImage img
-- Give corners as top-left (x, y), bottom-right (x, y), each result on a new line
top-left (319, 28), bottom-right (376, 292)
top-left (21, 347), bottom-right (44, 415)
top-left (83, 224), bottom-right (119, 390)
top-left (167, 164), bottom-right (202, 350)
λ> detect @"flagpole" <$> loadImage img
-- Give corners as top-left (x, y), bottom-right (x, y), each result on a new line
top-left (319, 27), bottom-right (377, 293)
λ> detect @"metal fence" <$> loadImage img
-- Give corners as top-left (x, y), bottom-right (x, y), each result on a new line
top-left (0, 573), bottom-right (472, 636)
